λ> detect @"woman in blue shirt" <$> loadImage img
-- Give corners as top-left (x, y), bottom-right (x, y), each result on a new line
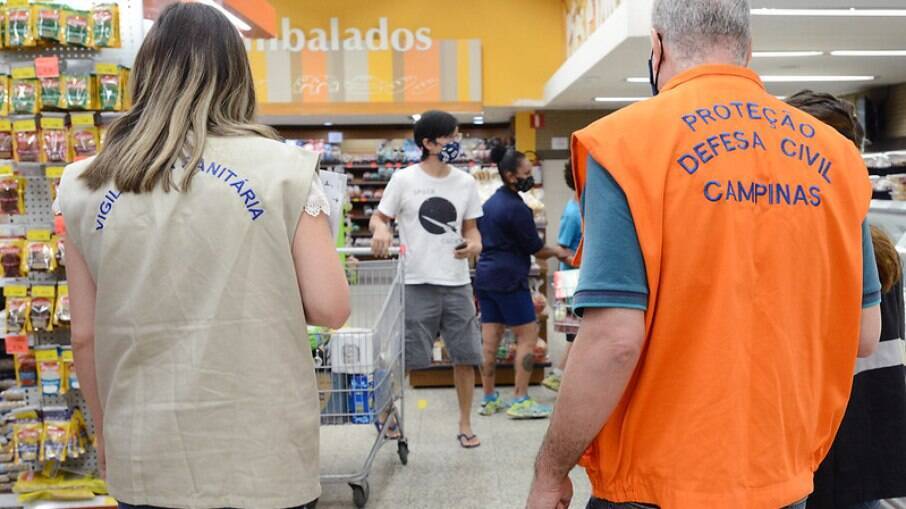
top-left (475, 145), bottom-right (571, 419)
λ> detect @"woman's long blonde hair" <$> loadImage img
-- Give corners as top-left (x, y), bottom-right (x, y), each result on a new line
top-left (81, 2), bottom-right (278, 193)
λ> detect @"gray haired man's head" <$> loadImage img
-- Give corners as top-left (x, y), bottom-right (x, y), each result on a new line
top-left (652, 0), bottom-right (752, 67)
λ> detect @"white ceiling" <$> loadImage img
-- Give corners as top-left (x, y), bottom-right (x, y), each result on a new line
top-left (546, 0), bottom-right (906, 109)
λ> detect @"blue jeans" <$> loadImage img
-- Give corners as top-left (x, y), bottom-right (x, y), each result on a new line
top-left (586, 498), bottom-right (807, 509)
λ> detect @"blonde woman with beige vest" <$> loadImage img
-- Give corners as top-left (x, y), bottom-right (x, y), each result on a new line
top-left (58, 4), bottom-right (350, 509)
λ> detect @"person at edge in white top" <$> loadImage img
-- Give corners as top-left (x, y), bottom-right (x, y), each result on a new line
top-left (370, 110), bottom-right (486, 449)
top-left (58, 4), bottom-right (349, 509)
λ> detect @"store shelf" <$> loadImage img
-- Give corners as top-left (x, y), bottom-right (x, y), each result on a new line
top-left (350, 180), bottom-right (390, 186)
top-left (19, 497), bottom-right (116, 509)
top-left (347, 214), bottom-right (373, 221)
top-left (349, 199), bottom-right (382, 204)
top-left (409, 360), bottom-right (552, 388)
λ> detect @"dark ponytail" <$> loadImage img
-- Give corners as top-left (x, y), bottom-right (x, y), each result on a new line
top-left (490, 143), bottom-right (524, 178)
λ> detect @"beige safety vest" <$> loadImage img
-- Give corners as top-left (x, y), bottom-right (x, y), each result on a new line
top-left (59, 136), bottom-right (321, 509)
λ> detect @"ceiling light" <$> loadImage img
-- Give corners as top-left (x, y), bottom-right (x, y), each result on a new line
top-left (761, 75), bottom-right (875, 83)
top-left (753, 51), bottom-right (824, 58)
top-left (831, 50), bottom-right (906, 57)
top-left (196, 0), bottom-right (252, 31)
top-left (752, 8), bottom-right (906, 17)
top-left (594, 97), bottom-right (647, 103)
top-left (323, 122), bottom-right (334, 127)
top-left (410, 114), bottom-right (422, 122)
top-left (628, 75), bottom-right (875, 83)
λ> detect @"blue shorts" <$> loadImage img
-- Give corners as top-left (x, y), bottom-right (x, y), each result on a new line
top-left (476, 288), bottom-right (536, 327)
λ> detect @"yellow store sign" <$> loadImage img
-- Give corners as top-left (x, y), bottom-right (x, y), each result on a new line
top-left (245, 0), bottom-right (564, 115)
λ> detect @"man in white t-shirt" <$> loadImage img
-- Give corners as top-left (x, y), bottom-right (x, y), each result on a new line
top-left (370, 110), bottom-right (484, 449)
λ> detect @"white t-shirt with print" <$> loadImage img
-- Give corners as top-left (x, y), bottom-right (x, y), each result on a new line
top-left (378, 164), bottom-right (483, 286)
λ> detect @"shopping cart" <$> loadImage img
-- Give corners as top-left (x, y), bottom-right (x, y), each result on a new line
top-left (552, 269), bottom-right (581, 335)
top-left (312, 247), bottom-right (407, 508)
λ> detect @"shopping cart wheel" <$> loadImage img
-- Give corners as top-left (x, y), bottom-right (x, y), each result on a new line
top-left (398, 439), bottom-right (409, 465)
top-left (350, 481), bottom-right (369, 508)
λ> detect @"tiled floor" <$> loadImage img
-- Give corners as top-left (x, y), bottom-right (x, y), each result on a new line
top-left (316, 384), bottom-right (592, 509)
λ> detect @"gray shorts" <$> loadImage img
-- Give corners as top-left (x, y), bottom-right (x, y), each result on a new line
top-left (405, 284), bottom-right (482, 370)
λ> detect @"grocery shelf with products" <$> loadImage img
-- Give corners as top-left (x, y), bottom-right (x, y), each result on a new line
top-left (0, 0), bottom-right (140, 505)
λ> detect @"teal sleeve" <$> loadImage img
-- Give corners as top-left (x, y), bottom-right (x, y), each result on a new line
top-left (573, 156), bottom-right (649, 316)
top-left (863, 220), bottom-right (882, 308)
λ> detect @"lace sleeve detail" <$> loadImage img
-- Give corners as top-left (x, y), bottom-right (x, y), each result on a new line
top-left (305, 174), bottom-right (331, 217)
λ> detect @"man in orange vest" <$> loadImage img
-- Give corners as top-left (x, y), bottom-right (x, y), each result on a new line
top-left (527, 1), bottom-right (882, 508)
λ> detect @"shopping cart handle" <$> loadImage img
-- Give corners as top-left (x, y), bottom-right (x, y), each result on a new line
top-left (337, 246), bottom-right (405, 256)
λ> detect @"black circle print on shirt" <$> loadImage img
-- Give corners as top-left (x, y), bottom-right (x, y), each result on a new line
top-left (418, 197), bottom-right (458, 235)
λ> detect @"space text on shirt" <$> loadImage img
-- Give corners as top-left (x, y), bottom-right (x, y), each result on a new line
top-left (676, 101), bottom-right (832, 208)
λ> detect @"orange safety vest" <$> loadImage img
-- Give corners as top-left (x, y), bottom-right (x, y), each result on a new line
top-left (571, 65), bottom-right (872, 508)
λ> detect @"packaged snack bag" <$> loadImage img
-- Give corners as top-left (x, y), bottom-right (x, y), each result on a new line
top-left (39, 77), bottom-right (62, 110)
top-left (35, 4), bottom-right (62, 43)
top-left (6, 5), bottom-right (36, 48)
top-left (0, 75), bottom-right (10, 116)
top-left (11, 78), bottom-right (39, 115)
top-left (69, 113), bottom-right (97, 160)
top-left (62, 8), bottom-right (90, 47)
top-left (12, 118), bottom-right (39, 162)
top-left (5, 297), bottom-right (29, 334)
top-left (53, 283), bottom-right (69, 327)
top-left (39, 116), bottom-right (68, 163)
top-left (0, 239), bottom-right (24, 277)
top-left (62, 73), bottom-right (93, 110)
top-left (14, 352), bottom-right (37, 387)
top-left (29, 286), bottom-right (55, 332)
top-left (90, 4), bottom-right (119, 48)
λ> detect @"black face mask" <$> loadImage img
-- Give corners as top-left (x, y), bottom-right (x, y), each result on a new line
top-left (514, 176), bottom-right (535, 193)
top-left (648, 34), bottom-right (663, 96)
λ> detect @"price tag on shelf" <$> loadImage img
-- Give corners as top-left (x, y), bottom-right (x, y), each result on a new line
top-left (3, 285), bottom-right (27, 298)
top-left (0, 119), bottom-right (11, 131)
top-left (45, 166), bottom-right (65, 178)
top-left (70, 113), bottom-right (96, 127)
top-left (26, 229), bottom-right (52, 242)
top-left (35, 56), bottom-right (60, 79)
top-left (11, 66), bottom-right (36, 80)
top-left (95, 63), bottom-right (119, 75)
top-left (34, 347), bottom-right (59, 362)
top-left (61, 348), bottom-right (73, 362)
top-left (5, 335), bottom-right (28, 355)
top-left (40, 117), bottom-right (65, 130)
top-left (6, 0), bottom-right (29, 7)
top-left (31, 285), bottom-right (55, 298)
top-left (13, 119), bottom-right (36, 132)
top-left (0, 166), bottom-right (14, 176)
